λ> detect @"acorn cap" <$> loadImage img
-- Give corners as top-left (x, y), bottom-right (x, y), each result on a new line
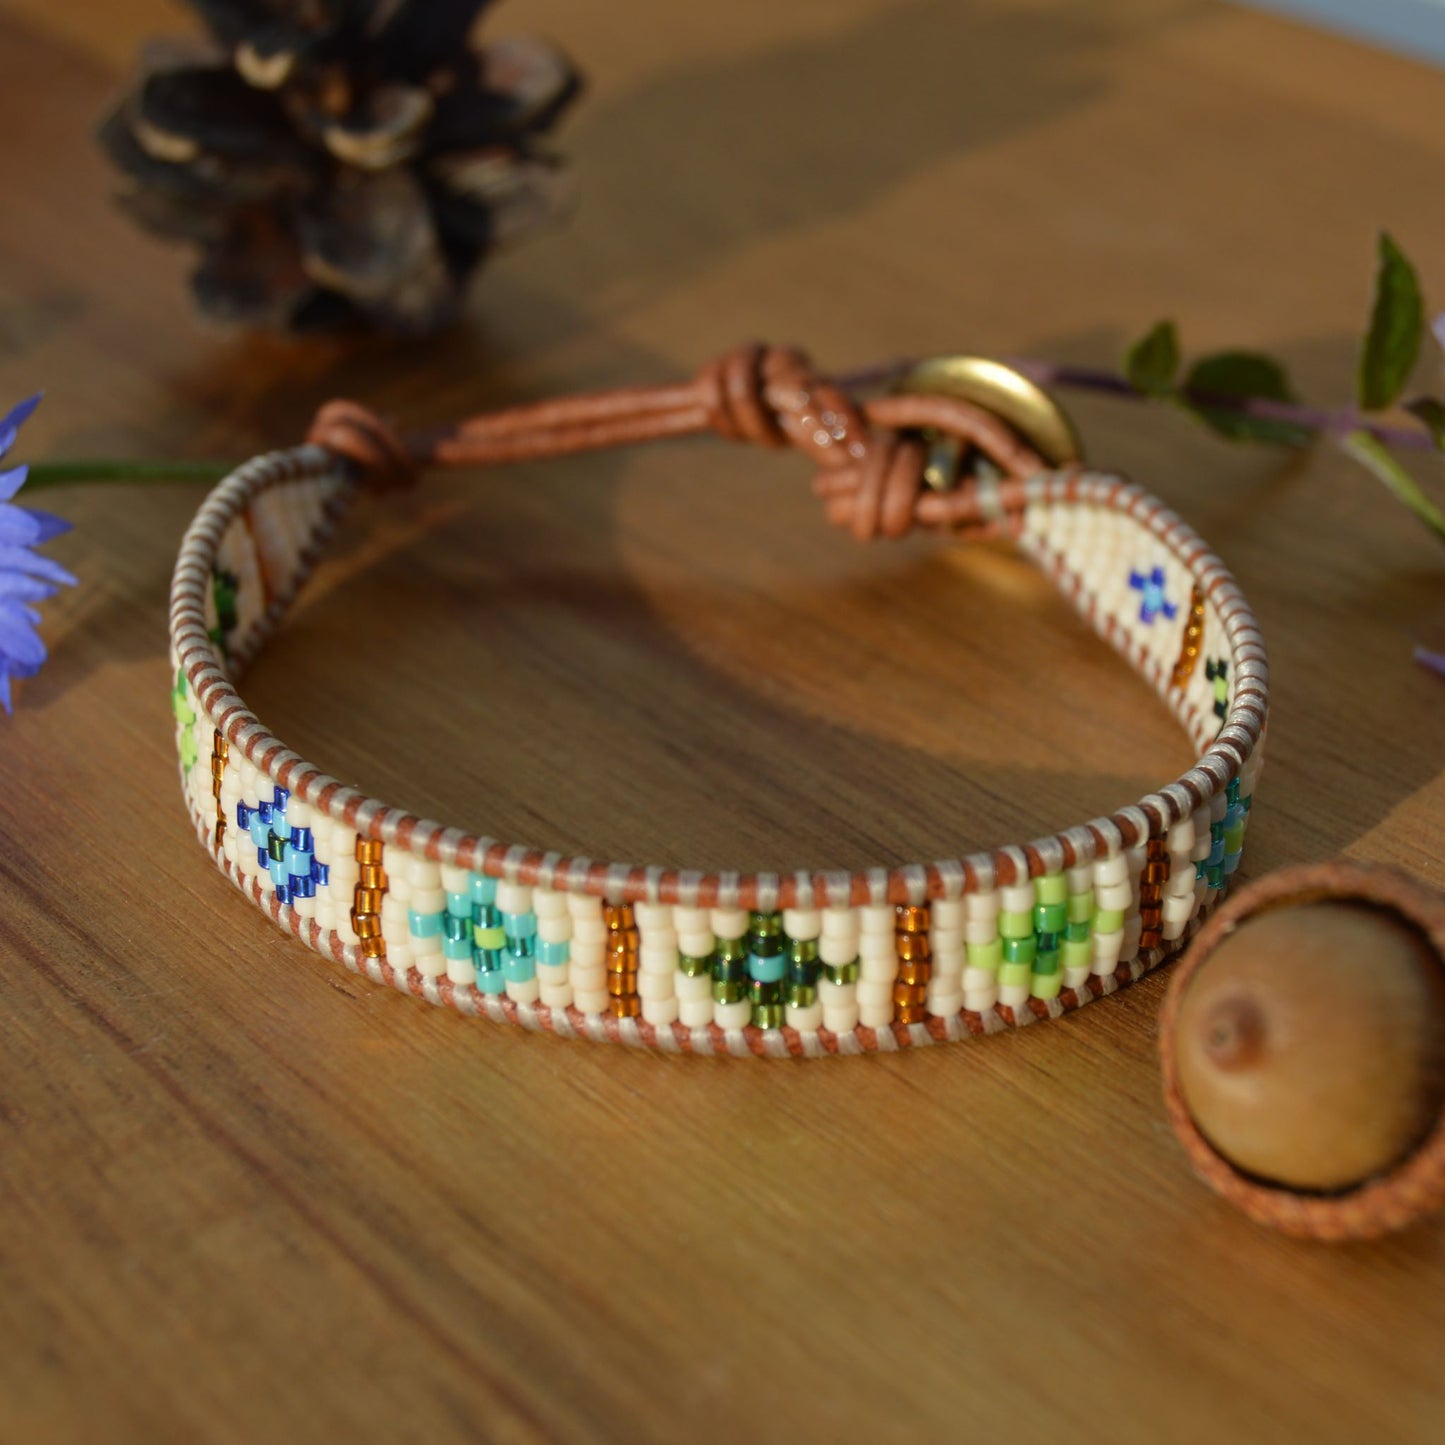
top-left (1159, 860), bottom-right (1445, 1241)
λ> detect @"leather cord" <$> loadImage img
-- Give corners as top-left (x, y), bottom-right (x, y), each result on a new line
top-left (305, 343), bottom-right (1049, 541)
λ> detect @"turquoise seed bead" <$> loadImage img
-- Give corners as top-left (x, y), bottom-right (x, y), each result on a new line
top-left (443, 914), bottom-right (469, 943)
top-left (503, 955), bottom-right (535, 983)
top-left (410, 910), bottom-right (444, 938)
top-left (446, 891), bottom-right (470, 918)
top-left (502, 911), bottom-right (537, 940)
top-left (536, 939), bottom-right (569, 966)
top-left (748, 952), bottom-right (787, 983)
top-left (443, 934), bottom-right (472, 962)
top-left (469, 873), bottom-right (497, 906)
top-left (476, 968), bottom-right (507, 994)
top-left (473, 947), bottom-right (504, 973)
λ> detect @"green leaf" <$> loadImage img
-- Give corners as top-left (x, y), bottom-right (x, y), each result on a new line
top-left (1339, 429), bottom-right (1445, 543)
top-left (1179, 350), bottom-right (1313, 446)
top-left (1357, 231), bottom-right (1424, 411)
top-left (1404, 397), bottom-right (1445, 451)
top-left (1124, 320), bottom-right (1180, 397)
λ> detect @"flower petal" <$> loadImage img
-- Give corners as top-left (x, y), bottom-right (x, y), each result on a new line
top-left (0, 507), bottom-right (43, 546)
top-left (0, 612), bottom-right (46, 667)
top-left (0, 464), bottom-right (29, 501)
top-left (0, 545), bottom-right (76, 589)
top-left (0, 572), bottom-right (61, 603)
top-left (0, 670), bottom-right (11, 714)
top-left (20, 507), bottom-right (70, 542)
top-left (0, 394), bottom-right (41, 441)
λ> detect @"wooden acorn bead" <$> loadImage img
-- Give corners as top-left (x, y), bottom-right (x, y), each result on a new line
top-left (1159, 860), bottom-right (1445, 1241)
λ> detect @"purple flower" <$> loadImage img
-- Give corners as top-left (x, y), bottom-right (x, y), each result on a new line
top-left (0, 395), bottom-right (75, 714)
top-left (1418, 646), bottom-right (1445, 681)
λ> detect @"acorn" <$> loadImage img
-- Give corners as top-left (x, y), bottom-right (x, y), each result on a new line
top-left (1159, 861), bottom-right (1445, 1240)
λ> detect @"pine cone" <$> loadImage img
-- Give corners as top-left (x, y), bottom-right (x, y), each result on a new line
top-left (99, 2), bottom-right (581, 334)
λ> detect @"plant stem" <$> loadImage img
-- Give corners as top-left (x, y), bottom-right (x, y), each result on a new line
top-left (23, 459), bottom-right (235, 491)
top-left (836, 355), bottom-right (1437, 451)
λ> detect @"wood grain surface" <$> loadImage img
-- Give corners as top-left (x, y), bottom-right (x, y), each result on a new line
top-left (1, 1), bottom-right (1444, 1440)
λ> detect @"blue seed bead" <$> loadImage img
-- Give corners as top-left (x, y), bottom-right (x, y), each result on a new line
top-left (748, 952), bottom-right (787, 983)
top-left (409, 910), bottom-right (444, 938)
top-left (502, 911), bottom-right (537, 940)
top-left (291, 875), bottom-right (315, 900)
top-left (268, 858), bottom-right (288, 889)
top-left (1208, 837), bottom-right (1225, 866)
top-left (469, 873), bottom-right (498, 906)
top-left (443, 933), bottom-right (472, 961)
top-left (446, 891), bottom-right (470, 919)
top-left (272, 786), bottom-right (289, 811)
top-left (314, 862), bottom-right (329, 887)
top-left (1223, 851), bottom-right (1242, 875)
top-left (537, 939), bottom-right (570, 965)
top-left (289, 826), bottom-right (313, 851)
top-left (256, 800), bottom-right (272, 825)
top-left (473, 947), bottom-right (504, 974)
top-left (286, 844), bottom-right (312, 876)
top-left (476, 967), bottom-right (507, 994)
top-left (503, 954), bottom-right (536, 983)
top-left (249, 813), bottom-right (270, 848)
top-left (273, 880), bottom-right (291, 905)
top-left (236, 802), bottom-right (252, 828)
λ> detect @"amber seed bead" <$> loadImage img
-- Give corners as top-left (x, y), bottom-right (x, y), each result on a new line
top-left (896, 905), bottom-right (930, 932)
top-left (896, 935), bottom-right (930, 963)
top-left (355, 838), bottom-right (383, 863)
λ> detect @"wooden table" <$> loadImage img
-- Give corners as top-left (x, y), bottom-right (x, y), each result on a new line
top-left (2, 2), bottom-right (1443, 1439)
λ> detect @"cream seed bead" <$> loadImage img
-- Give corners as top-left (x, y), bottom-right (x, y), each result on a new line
top-left (930, 899), bottom-right (965, 930)
top-left (1000, 883), bottom-right (1034, 915)
top-left (1066, 864), bottom-right (1093, 895)
top-left (1093, 928), bottom-right (1124, 973)
top-left (715, 999), bottom-right (751, 1030)
top-left (572, 917), bottom-right (607, 948)
top-left (496, 881), bottom-right (532, 915)
top-left (930, 926), bottom-right (964, 954)
top-left (1162, 892), bottom-right (1194, 938)
top-left (1094, 854), bottom-right (1128, 887)
top-left (678, 998), bottom-right (714, 1028)
top-left (415, 950), bottom-right (446, 980)
top-left (820, 978), bottom-right (860, 1034)
top-left (634, 902), bottom-right (671, 929)
top-left (1096, 881), bottom-right (1132, 912)
top-left (407, 857), bottom-right (440, 889)
top-left (675, 971), bottom-right (712, 1002)
top-left (678, 930), bottom-right (714, 958)
top-left (928, 989), bottom-right (964, 1019)
top-left (859, 934), bottom-right (897, 966)
top-left (640, 945), bottom-right (679, 974)
top-left (999, 976), bottom-right (1030, 1010)
top-left (448, 956), bottom-right (476, 987)
top-left (822, 906), bottom-right (860, 938)
top-left (506, 977), bottom-right (541, 1006)
top-left (964, 918), bottom-right (1000, 946)
top-left (315, 900), bottom-right (336, 933)
top-left (965, 890), bottom-right (1000, 921)
top-left (533, 888), bottom-right (569, 918)
top-left (642, 997), bottom-right (679, 1027)
top-left (859, 904), bottom-right (894, 936)
top-left (786, 1001), bottom-right (824, 1033)
top-left (536, 915), bottom-right (571, 945)
top-left (573, 987), bottom-right (608, 1015)
top-left (540, 984), bottom-right (573, 1011)
top-left (672, 905), bottom-right (708, 934)
top-left (783, 908), bottom-right (821, 940)
top-left (409, 886), bottom-right (445, 916)
top-left (536, 962), bottom-right (569, 988)
top-left (819, 933), bottom-right (860, 967)
top-left (637, 972), bottom-right (674, 1001)
top-left (440, 863), bottom-right (470, 894)
top-left (568, 893), bottom-right (603, 919)
top-left (712, 908), bottom-right (748, 940)
top-left (859, 953), bottom-right (899, 982)
top-left (292, 894), bottom-right (316, 921)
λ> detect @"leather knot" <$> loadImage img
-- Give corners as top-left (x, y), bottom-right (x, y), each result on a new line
top-left (307, 400), bottom-right (417, 491)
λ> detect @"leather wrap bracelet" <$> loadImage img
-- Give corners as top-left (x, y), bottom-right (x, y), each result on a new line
top-left (168, 344), bottom-right (1267, 1056)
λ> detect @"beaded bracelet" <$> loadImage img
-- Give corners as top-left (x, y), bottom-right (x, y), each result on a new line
top-left (168, 344), bottom-right (1268, 1056)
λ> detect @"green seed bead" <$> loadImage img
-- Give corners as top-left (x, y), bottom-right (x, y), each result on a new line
top-left (789, 938), bottom-right (819, 965)
top-left (1033, 902), bottom-right (1067, 933)
top-left (1061, 937), bottom-right (1092, 970)
top-left (1065, 919), bottom-right (1092, 943)
top-left (473, 923), bottom-right (507, 950)
top-left (748, 932), bottom-right (784, 959)
top-left (1033, 949), bottom-right (1060, 976)
top-left (1095, 908), bottom-right (1125, 933)
top-left (998, 962), bottom-right (1032, 989)
top-left (1002, 935), bottom-right (1037, 965)
top-left (824, 960), bottom-right (859, 986)
top-left (752, 1003), bottom-right (785, 1029)
top-left (712, 955), bottom-right (748, 984)
top-left (1031, 971), bottom-right (1063, 1001)
top-left (678, 954), bottom-right (713, 977)
top-left (1034, 874), bottom-right (1068, 905)
top-left (1067, 892), bottom-right (1096, 923)
top-left (966, 937), bottom-right (1003, 970)
top-left (712, 979), bottom-right (746, 1004)
top-left (748, 911), bottom-right (783, 937)
top-left (1224, 822), bottom-right (1246, 852)
top-left (716, 937), bottom-right (748, 965)
top-left (786, 983), bottom-right (818, 1007)
top-left (999, 910), bottom-right (1034, 939)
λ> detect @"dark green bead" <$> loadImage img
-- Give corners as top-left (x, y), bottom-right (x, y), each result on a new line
top-left (712, 955), bottom-right (748, 984)
top-left (789, 938), bottom-right (819, 965)
top-left (712, 979), bottom-right (746, 1004)
top-left (1033, 902), bottom-right (1067, 933)
top-left (748, 931), bottom-right (784, 958)
top-left (267, 832), bottom-right (287, 862)
top-left (748, 911), bottom-right (783, 937)
top-left (1065, 919), bottom-right (1092, 943)
top-left (824, 960), bottom-right (859, 985)
top-left (678, 953), bottom-right (714, 978)
top-left (1035, 930), bottom-right (1059, 952)
top-left (716, 937), bottom-right (748, 965)
top-left (748, 979), bottom-right (782, 1005)
top-left (786, 983), bottom-right (817, 1007)
top-left (1002, 935), bottom-right (1037, 965)
top-left (1033, 950), bottom-right (1060, 975)
top-left (752, 1003), bottom-right (785, 1029)
top-left (787, 957), bottom-right (820, 985)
